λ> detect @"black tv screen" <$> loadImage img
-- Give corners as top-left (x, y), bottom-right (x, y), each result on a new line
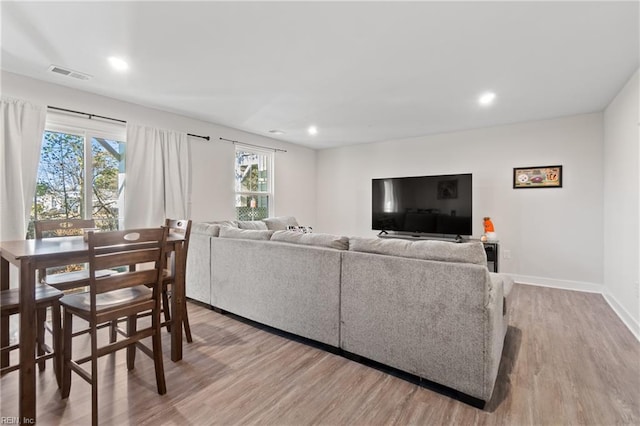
top-left (372, 174), bottom-right (473, 236)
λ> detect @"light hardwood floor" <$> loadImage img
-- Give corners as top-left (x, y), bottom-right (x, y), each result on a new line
top-left (1, 284), bottom-right (639, 425)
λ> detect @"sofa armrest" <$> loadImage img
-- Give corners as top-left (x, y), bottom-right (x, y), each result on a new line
top-left (485, 270), bottom-right (505, 400)
top-left (341, 251), bottom-right (505, 401)
top-left (185, 229), bottom-right (212, 304)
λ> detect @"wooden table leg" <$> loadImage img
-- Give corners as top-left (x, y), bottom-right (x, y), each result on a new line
top-left (170, 243), bottom-right (184, 362)
top-left (19, 259), bottom-right (37, 423)
top-left (1, 256), bottom-right (9, 369)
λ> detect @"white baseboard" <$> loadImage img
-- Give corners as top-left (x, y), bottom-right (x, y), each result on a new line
top-left (510, 274), bottom-right (604, 294)
top-left (511, 274), bottom-right (639, 342)
top-left (603, 292), bottom-right (640, 342)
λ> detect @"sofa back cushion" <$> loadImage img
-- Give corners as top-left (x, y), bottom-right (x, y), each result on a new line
top-left (271, 230), bottom-right (349, 250)
top-left (219, 226), bottom-right (274, 240)
top-left (349, 238), bottom-right (487, 265)
top-left (192, 222), bottom-right (223, 237)
top-left (192, 220), bottom-right (238, 237)
top-left (236, 220), bottom-right (268, 230)
top-left (262, 216), bottom-right (299, 230)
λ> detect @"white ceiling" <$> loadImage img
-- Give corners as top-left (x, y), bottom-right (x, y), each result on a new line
top-left (1, 1), bottom-right (638, 149)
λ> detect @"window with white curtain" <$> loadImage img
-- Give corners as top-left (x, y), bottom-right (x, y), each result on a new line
top-left (28, 112), bottom-right (126, 237)
top-left (234, 146), bottom-right (273, 221)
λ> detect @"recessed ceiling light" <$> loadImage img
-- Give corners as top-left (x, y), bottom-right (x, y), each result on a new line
top-left (308, 125), bottom-right (318, 136)
top-left (478, 92), bottom-right (496, 106)
top-left (108, 56), bottom-right (129, 72)
top-left (268, 129), bottom-right (285, 135)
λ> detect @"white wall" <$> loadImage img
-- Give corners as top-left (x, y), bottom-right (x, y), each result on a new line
top-left (1, 71), bottom-right (317, 226)
top-left (603, 69), bottom-right (640, 338)
top-left (317, 113), bottom-right (604, 289)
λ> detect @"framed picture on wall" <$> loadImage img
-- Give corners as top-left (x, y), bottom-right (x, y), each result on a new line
top-left (437, 179), bottom-right (458, 199)
top-left (513, 165), bottom-right (562, 188)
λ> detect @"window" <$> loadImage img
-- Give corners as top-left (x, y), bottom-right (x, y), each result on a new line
top-left (29, 114), bottom-right (126, 237)
top-left (234, 146), bottom-right (273, 221)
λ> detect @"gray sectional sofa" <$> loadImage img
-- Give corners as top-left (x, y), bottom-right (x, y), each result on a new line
top-left (185, 217), bottom-right (514, 404)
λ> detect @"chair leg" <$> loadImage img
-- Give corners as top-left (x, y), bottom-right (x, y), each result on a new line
top-left (152, 310), bottom-right (166, 395)
top-left (37, 307), bottom-right (46, 371)
top-left (126, 315), bottom-right (137, 370)
top-left (91, 370), bottom-right (98, 426)
top-left (109, 319), bottom-right (117, 343)
top-left (183, 298), bottom-right (193, 343)
top-left (51, 302), bottom-right (62, 389)
top-left (91, 321), bottom-right (99, 426)
top-left (1, 314), bottom-right (9, 369)
top-left (92, 389), bottom-right (98, 426)
top-left (162, 288), bottom-right (171, 333)
top-left (61, 309), bottom-right (73, 399)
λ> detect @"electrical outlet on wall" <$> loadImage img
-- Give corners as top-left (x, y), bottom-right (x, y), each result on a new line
top-left (503, 249), bottom-right (512, 260)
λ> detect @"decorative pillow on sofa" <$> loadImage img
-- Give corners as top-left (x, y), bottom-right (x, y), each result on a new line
top-left (271, 230), bottom-right (349, 250)
top-left (262, 216), bottom-right (299, 230)
top-left (287, 225), bottom-right (313, 234)
top-left (349, 238), bottom-right (487, 266)
top-left (236, 220), bottom-right (268, 230)
top-left (219, 226), bottom-right (274, 240)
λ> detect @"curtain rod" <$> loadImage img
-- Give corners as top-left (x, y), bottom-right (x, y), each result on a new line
top-left (47, 105), bottom-right (211, 141)
top-left (48, 105), bottom-right (126, 123)
top-left (219, 137), bottom-right (287, 153)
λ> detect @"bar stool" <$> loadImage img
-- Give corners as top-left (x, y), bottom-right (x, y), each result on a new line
top-left (34, 219), bottom-right (114, 353)
top-left (60, 228), bottom-right (169, 426)
top-left (0, 284), bottom-right (64, 388)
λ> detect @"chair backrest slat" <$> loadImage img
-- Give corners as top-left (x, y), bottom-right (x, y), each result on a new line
top-left (165, 219), bottom-right (191, 246)
top-left (95, 270), bottom-right (160, 294)
top-left (93, 248), bottom-right (161, 270)
top-left (35, 219), bottom-right (97, 282)
top-left (164, 219), bottom-right (192, 275)
top-left (88, 227), bottom-right (168, 312)
top-left (90, 228), bottom-right (164, 247)
top-left (35, 219), bottom-right (96, 239)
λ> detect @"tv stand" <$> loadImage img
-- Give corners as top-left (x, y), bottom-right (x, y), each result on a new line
top-left (377, 233), bottom-right (499, 272)
top-left (483, 241), bottom-right (499, 273)
top-left (378, 234), bottom-right (464, 243)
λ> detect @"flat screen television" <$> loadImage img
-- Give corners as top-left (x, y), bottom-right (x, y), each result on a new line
top-left (372, 173), bottom-right (473, 237)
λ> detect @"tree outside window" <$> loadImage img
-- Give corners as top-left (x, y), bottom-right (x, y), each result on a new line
top-left (28, 129), bottom-right (125, 238)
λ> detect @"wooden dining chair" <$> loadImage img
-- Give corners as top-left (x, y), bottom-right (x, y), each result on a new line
top-left (35, 219), bottom-right (102, 290)
top-left (160, 218), bottom-right (193, 343)
top-left (34, 219), bottom-right (114, 370)
top-left (60, 227), bottom-right (169, 426)
top-left (0, 284), bottom-right (63, 389)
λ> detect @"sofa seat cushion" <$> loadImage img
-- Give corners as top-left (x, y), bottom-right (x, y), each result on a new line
top-left (219, 226), bottom-right (274, 240)
top-left (271, 230), bottom-right (349, 250)
top-left (349, 238), bottom-right (487, 265)
top-left (262, 216), bottom-right (299, 230)
top-left (236, 220), bottom-right (268, 230)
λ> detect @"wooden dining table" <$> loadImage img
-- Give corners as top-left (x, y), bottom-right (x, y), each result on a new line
top-left (0, 232), bottom-right (187, 423)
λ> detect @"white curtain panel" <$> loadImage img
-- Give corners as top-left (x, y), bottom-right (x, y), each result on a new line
top-left (124, 123), bottom-right (191, 228)
top-left (0, 97), bottom-right (46, 242)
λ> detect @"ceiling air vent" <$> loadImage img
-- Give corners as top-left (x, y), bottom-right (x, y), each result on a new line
top-left (48, 65), bottom-right (92, 81)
